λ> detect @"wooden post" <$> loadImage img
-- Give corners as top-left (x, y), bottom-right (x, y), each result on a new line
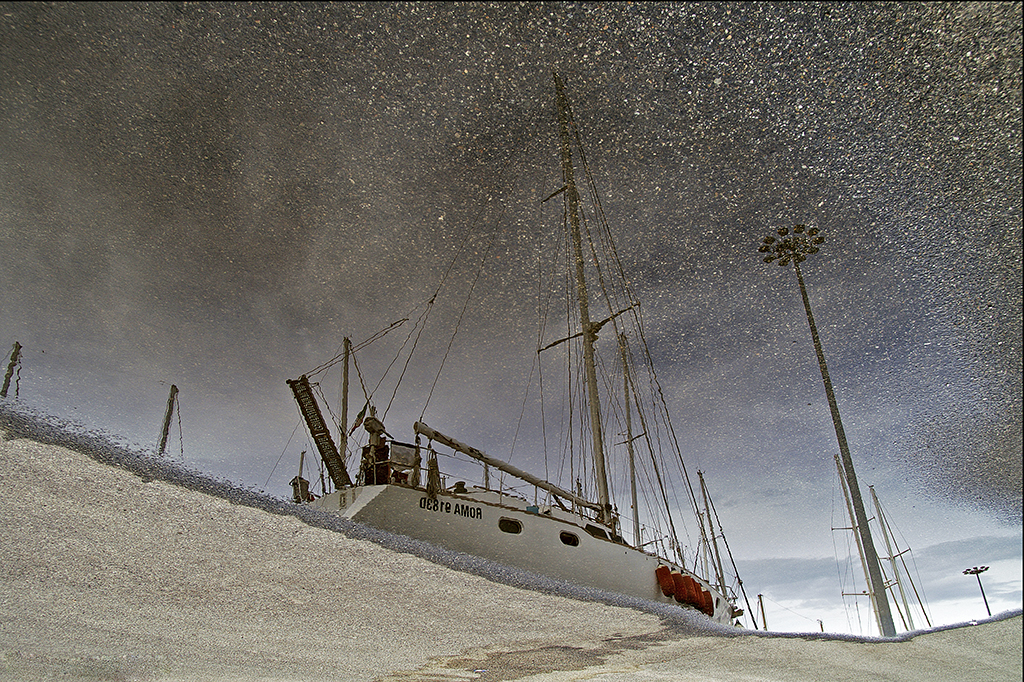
top-left (1, 342), bottom-right (22, 398)
top-left (156, 385), bottom-right (178, 456)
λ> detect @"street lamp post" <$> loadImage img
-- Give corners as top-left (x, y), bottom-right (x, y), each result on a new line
top-left (963, 566), bottom-right (992, 617)
top-left (758, 225), bottom-right (897, 638)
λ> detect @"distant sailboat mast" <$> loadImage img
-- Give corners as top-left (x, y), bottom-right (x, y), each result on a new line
top-left (834, 453), bottom-right (880, 628)
top-left (1, 341), bottom-right (22, 399)
top-left (870, 484), bottom-right (932, 630)
top-left (553, 71), bottom-right (613, 527)
top-left (156, 384), bottom-right (178, 457)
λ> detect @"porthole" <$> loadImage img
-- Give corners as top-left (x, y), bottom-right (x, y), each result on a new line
top-left (498, 517), bottom-right (522, 534)
top-left (559, 531), bottom-right (580, 547)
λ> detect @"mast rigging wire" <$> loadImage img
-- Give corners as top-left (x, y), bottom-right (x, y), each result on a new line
top-left (555, 83), bottom-right (744, 583)
top-left (304, 318), bottom-right (408, 379)
top-left (383, 151), bottom-right (521, 421)
top-left (263, 419), bottom-right (303, 492)
top-left (420, 215), bottom-right (502, 421)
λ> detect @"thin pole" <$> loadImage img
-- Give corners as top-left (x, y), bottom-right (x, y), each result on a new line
top-left (975, 573), bottom-right (991, 616)
top-left (340, 337), bottom-right (350, 456)
top-left (794, 261), bottom-right (896, 637)
top-left (758, 594), bottom-right (768, 630)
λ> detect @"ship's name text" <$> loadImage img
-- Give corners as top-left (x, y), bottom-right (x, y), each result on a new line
top-left (419, 497), bottom-right (482, 520)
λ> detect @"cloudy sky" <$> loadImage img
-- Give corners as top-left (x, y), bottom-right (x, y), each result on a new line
top-left (1, 3), bottom-right (1020, 634)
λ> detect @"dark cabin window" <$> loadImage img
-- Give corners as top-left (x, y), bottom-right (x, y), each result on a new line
top-left (559, 531), bottom-right (580, 546)
top-left (498, 518), bottom-right (522, 534)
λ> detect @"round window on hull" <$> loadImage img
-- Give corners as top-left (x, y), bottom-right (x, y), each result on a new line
top-left (498, 517), bottom-right (523, 534)
top-left (559, 531), bottom-right (580, 547)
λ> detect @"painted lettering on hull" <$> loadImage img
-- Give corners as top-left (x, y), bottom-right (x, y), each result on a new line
top-left (419, 496), bottom-right (482, 520)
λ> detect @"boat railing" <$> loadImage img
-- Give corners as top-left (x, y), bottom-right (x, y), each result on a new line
top-left (345, 432), bottom-right (684, 561)
top-left (417, 441), bottom-right (688, 559)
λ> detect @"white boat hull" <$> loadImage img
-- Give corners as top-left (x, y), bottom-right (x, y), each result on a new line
top-left (312, 483), bottom-right (735, 625)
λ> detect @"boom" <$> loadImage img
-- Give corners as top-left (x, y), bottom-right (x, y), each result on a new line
top-left (414, 421), bottom-right (601, 514)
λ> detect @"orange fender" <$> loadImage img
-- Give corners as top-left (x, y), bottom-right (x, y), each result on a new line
top-left (681, 575), bottom-right (701, 605)
top-left (671, 572), bottom-right (688, 603)
top-left (655, 565), bottom-right (675, 597)
top-left (699, 586), bottom-right (716, 616)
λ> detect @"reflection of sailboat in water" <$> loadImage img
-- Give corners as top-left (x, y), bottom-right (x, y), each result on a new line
top-left (286, 74), bottom-right (750, 626)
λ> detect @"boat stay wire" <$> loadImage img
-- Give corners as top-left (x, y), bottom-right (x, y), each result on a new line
top-left (420, 209), bottom-right (502, 422)
top-left (263, 418), bottom-right (302, 492)
top-left (304, 317), bottom-right (408, 380)
top-left (384, 152), bottom-right (522, 422)
top-left (380, 293), bottom-right (437, 421)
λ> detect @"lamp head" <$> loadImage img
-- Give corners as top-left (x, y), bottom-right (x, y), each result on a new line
top-left (757, 225), bottom-right (824, 266)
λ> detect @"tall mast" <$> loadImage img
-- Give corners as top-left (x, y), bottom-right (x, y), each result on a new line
top-left (553, 72), bottom-right (612, 526)
top-left (758, 594), bottom-right (769, 630)
top-left (835, 453), bottom-right (883, 633)
top-left (618, 334), bottom-right (640, 544)
top-left (699, 470), bottom-right (729, 597)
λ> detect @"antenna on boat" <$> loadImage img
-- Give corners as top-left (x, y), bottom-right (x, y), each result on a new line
top-left (553, 71), bottom-right (613, 527)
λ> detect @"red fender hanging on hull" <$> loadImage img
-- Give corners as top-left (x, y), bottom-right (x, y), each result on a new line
top-left (656, 565), bottom-right (675, 597)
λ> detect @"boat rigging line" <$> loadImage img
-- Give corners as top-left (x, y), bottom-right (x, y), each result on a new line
top-left (387, 151), bottom-right (522, 422)
top-left (304, 318), bottom-right (409, 379)
top-left (701, 469), bottom-right (757, 627)
top-left (263, 419), bottom-right (303, 492)
top-left (419, 210), bottom-right (502, 422)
